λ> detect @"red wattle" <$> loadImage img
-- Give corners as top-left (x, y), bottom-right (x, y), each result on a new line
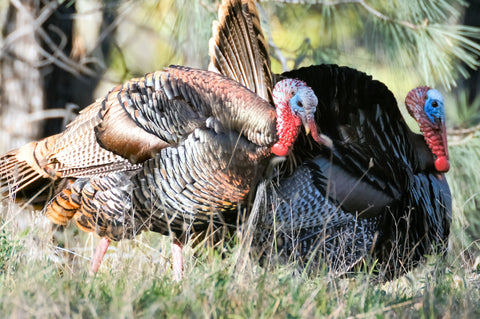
top-left (435, 156), bottom-right (450, 173)
top-left (272, 142), bottom-right (289, 156)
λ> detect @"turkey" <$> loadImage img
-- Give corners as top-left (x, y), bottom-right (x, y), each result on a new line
top-left (0, 65), bottom-right (322, 279)
top-left (208, 0), bottom-right (451, 279)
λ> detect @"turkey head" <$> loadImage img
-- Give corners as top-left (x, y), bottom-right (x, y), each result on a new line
top-left (271, 79), bottom-right (329, 156)
top-left (405, 87), bottom-right (449, 173)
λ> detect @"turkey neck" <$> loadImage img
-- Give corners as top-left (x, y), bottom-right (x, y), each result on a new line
top-left (274, 98), bottom-right (300, 155)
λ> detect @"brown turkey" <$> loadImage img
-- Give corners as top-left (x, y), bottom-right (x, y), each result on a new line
top-left (209, 0), bottom-right (451, 279)
top-left (0, 65), bottom-right (322, 280)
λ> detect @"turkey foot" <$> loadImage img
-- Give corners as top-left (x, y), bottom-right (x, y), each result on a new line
top-left (89, 237), bottom-right (111, 275)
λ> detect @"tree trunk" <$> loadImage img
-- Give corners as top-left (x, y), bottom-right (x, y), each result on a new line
top-left (0, 0), bottom-right (117, 152)
top-left (0, 0), bottom-right (45, 151)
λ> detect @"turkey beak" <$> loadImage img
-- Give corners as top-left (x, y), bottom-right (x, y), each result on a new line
top-left (294, 88), bottom-right (333, 149)
top-left (292, 88), bottom-right (317, 138)
top-left (300, 115), bottom-right (315, 138)
top-left (298, 105), bottom-right (333, 149)
top-left (302, 117), bottom-right (312, 136)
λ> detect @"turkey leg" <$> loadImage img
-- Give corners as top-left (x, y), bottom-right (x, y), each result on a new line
top-left (172, 240), bottom-right (183, 281)
top-left (89, 237), bottom-right (111, 275)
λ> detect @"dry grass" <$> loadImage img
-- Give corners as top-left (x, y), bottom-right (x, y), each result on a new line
top-left (0, 215), bottom-right (479, 318)
top-left (1, 132), bottom-right (480, 318)
top-left (0, 104), bottom-right (479, 318)
top-left (0, 132), bottom-right (479, 319)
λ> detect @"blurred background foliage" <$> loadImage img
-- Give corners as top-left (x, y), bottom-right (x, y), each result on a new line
top-left (2, 0), bottom-right (479, 129)
top-left (0, 0), bottom-right (479, 262)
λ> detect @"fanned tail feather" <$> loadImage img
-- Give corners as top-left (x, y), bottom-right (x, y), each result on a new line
top-left (0, 137), bottom-right (58, 205)
top-left (208, 0), bottom-right (273, 102)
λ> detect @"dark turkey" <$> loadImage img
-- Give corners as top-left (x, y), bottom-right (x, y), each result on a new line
top-left (0, 65), bottom-right (321, 279)
top-left (209, 0), bottom-right (451, 279)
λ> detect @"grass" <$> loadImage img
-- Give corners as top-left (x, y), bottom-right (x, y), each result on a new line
top-left (0, 221), bottom-right (479, 318)
top-left (1, 116), bottom-right (479, 319)
top-left (1, 131), bottom-right (480, 318)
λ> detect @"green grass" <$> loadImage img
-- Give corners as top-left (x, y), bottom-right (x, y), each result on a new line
top-left (0, 130), bottom-right (479, 319)
top-left (2, 127), bottom-right (480, 319)
top-left (0, 222), bottom-right (479, 318)
top-left (0, 133), bottom-right (480, 318)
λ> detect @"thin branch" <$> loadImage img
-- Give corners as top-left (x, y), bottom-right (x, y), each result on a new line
top-left (260, 0), bottom-right (426, 30)
top-left (36, 24), bottom-right (69, 68)
top-left (268, 37), bottom-right (290, 72)
top-left (1, 0), bottom-right (59, 54)
top-left (36, 26), bottom-right (98, 77)
top-left (91, 1), bottom-right (133, 53)
top-left (448, 123), bottom-right (480, 136)
top-left (7, 108), bottom-right (77, 126)
top-left (2, 0), bottom-right (100, 77)
top-left (257, 3), bottom-right (290, 71)
top-left (356, 0), bottom-right (422, 30)
top-left (448, 134), bottom-right (476, 146)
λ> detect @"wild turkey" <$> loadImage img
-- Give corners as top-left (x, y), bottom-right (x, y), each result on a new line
top-left (209, 0), bottom-right (451, 279)
top-left (0, 65), bottom-right (322, 279)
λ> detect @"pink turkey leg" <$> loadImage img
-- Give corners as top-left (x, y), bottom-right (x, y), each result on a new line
top-left (172, 240), bottom-right (183, 281)
top-left (89, 237), bottom-right (111, 275)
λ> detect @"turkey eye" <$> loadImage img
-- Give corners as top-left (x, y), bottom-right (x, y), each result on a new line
top-left (297, 101), bottom-right (303, 107)
top-left (432, 101), bottom-right (438, 108)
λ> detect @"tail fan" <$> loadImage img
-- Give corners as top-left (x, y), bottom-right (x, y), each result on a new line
top-left (0, 136), bottom-right (58, 205)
